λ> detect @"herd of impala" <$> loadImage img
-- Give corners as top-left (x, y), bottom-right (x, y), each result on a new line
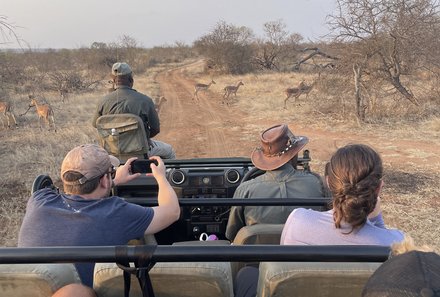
top-left (192, 78), bottom-right (314, 109)
top-left (0, 77), bottom-right (314, 130)
top-left (0, 94), bottom-right (56, 131)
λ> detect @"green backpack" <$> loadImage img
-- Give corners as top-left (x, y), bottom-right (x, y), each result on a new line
top-left (95, 113), bottom-right (150, 161)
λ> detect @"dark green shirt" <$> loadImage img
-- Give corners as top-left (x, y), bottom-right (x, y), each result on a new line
top-left (92, 86), bottom-right (160, 138)
top-left (225, 163), bottom-right (326, 241)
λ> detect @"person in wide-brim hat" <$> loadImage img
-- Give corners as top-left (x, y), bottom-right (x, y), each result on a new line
top-left (225, 123), bottom-right (325, 243)
top-left (251, 124), bottom-right (309, 171)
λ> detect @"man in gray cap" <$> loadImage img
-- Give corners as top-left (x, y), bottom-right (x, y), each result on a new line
top-left (225, 124), bottom-right (326, 241)
top-left (92, 62), bottom-right (176, 159)
top-left (18, 144), bottom-right (180, 288)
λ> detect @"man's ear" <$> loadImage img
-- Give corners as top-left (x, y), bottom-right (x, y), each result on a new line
top-left (98, 175), bottom-right (108, 188)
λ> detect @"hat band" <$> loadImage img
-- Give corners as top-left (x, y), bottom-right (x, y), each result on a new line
top-left (259, 137), bottom-right (300, 157)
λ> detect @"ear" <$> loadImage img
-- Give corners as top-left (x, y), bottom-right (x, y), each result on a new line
top-left (98, 175), bottom-right (108, 189)
top-left (375, 179), bottom-right (384, 196)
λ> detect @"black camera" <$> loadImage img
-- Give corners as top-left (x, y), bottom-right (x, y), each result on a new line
top-left (130, 159), bottom-right (159, 174)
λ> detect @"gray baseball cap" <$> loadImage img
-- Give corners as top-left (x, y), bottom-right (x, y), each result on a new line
top-left (112, 62), bottom-right (132, 76)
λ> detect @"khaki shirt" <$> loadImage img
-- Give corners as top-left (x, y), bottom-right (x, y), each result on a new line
top-left (225, 163), bottom-right (326, 241)
top-left (92, 86), bottom-right (160, 138)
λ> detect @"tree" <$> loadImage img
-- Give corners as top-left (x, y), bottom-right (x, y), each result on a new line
top-left (0, 15), bottom-right (19, 45)
top-left (253, 20), bottom-right (303, 71)
top-left (194, 21), bottom-right (255, 74)
top-left (328, 0), bottom-right (440, 116)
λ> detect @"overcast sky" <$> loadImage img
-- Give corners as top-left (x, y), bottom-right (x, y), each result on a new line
top-left (1, 0), bottom-right (337, 49)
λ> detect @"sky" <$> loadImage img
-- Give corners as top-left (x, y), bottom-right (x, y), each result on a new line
top-left (1, 0), bottom-right (337, 49)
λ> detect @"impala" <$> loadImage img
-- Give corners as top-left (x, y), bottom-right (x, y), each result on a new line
top-left (193, 80), bottom-right (216, 101)
top-left (0, 101), bottom-right (18, 128)
top-left (28, 95), bottom-right (56, 131)
top-left (222, 81), bottom-right (244, 105)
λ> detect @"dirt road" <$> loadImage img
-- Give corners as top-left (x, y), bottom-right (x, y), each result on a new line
top-left (156, 61), bottom-right (251, 159)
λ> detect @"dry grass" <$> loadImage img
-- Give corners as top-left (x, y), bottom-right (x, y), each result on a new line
top-left (190, 68), bottom-right (440, 251)
top-left (1, 60), bottom-right (439, 252)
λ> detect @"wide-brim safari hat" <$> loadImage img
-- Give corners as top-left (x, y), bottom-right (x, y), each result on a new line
top-left (251, 124), bottom-right (308, 171)
top-left (362, 251), bottom-right (440, 297)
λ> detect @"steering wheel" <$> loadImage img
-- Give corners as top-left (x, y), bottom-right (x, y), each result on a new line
top-left (241, 167), bottom-right (266, 183)
top-left (31, 175), bottom-right (59, 194)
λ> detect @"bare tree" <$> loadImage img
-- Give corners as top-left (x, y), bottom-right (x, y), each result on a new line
top-left (0, 15), bottom-right (20, 45)
top-left (253, 20), bottom-right (298, 71)
top-left (328, 0), bottom-right (440, 112)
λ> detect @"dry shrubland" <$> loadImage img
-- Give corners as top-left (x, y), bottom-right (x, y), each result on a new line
top-left (1, 58), bottom-right (439, 252)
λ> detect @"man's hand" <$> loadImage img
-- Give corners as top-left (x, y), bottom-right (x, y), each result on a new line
top-left (148, 156), bottom-right (166, 181)
top-left (113, 157), bottom-right (141, 186)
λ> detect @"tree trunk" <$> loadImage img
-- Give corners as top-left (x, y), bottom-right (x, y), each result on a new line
top-left (353, 64), bottom-right (365, 122)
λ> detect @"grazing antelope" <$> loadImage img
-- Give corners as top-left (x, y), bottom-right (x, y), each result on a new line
top-left (222, 81), bottom-right (244, 105)
top-left (155, 96), bottom-right (168, 113)
top-left (0, 101), bottom-right (18, 128)
top-left (28, 95), bottom-right (56, 131)
top-left (283, 80), bottom-right (315, 109)
top-left (193, 80), bottom-right (216, 101)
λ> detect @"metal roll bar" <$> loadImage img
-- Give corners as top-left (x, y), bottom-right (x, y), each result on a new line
top-left (126, 197), bottom-right (331, 207)
top-left (0, 245), bottom-right (389, 264)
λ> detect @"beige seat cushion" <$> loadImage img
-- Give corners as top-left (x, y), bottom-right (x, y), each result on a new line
top-left (258, 262), bottom-right (381, 297)
top-left (0, 263), bottom-right (81, 297)
top-left (233, 224), bottom-right (284, 245)
top-left (94, 261), bottom-right (234, 297)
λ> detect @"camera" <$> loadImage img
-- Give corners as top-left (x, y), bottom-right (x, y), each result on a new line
top-left (130, 159), bottom-right (159, 174)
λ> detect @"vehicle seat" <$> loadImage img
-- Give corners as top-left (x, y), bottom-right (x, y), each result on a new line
top-left (0, 263), bottom-right (81, 297)
top-left (95, 113), bottom-right (150, 162)
top-left (257, 261), bottom-right (381, 297)
top-left (233, 224), bottom-right (284, 245)
top-left (94, 261), bottom-right (234, 297)
top-left (231, 224), bottom-right (284, 278)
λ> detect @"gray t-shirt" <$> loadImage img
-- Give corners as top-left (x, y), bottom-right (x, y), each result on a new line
top-left (281, 208), bottom-right (404, 245)
top-left (18, 188), bottom-right (154, 286)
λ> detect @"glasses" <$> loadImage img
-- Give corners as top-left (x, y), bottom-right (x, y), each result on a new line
top-left (108, 166), bottom-right (116, 179)
top-left (100, 166), bottom-right (116, 180)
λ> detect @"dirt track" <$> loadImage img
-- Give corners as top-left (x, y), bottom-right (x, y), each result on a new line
top-left (155, 61), bottom-right (251, 159)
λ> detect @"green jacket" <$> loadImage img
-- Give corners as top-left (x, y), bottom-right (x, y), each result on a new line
top-left (92, 86), bottom-right (160, 138)
top-left (225, 163), bottom-right (327, 241)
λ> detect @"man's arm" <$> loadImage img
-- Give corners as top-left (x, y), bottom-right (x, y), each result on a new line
top-left (146, 156), bottom-right (180, 234)
top-left (146, 99), bottom-right (160, 138)
top-left (91, 101), bottom-right (104, 128)
top-left (225, 206), bottom-right (245, 241)
top-left (225, 185), bottom-right (249, 241)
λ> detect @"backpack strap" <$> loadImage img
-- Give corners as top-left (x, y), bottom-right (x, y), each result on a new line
top-left (116, 245), bottom-right (157, 297)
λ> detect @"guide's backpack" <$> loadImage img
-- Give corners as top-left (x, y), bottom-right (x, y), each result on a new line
top-left (95, 113), bottom-right (150, 161)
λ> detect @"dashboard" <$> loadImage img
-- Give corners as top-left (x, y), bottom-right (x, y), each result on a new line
top-left (113, 158), bottom-right (252, 243)
top-left (113, 154), bottom-right (322, 244)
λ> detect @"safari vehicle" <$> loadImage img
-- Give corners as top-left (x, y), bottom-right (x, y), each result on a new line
top-left (0, 150), bottom-right (391, 297)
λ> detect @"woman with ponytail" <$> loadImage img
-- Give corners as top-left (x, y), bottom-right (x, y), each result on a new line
top-left (281, 143), bottom-right (404, 245)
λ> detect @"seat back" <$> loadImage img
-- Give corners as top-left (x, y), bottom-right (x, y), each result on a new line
top-left (231, 224), bottom-right (284, 278)
top-left (95, 113), bottom-right (149, 162)
top-left (257, 261), bottom-right (381, 297)
top-left (94, 261), bottom-right (234, 297)
top-left (233, 224), bottom-right (284, 245)
top-left (0, 263), bottom-right (81, 297)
